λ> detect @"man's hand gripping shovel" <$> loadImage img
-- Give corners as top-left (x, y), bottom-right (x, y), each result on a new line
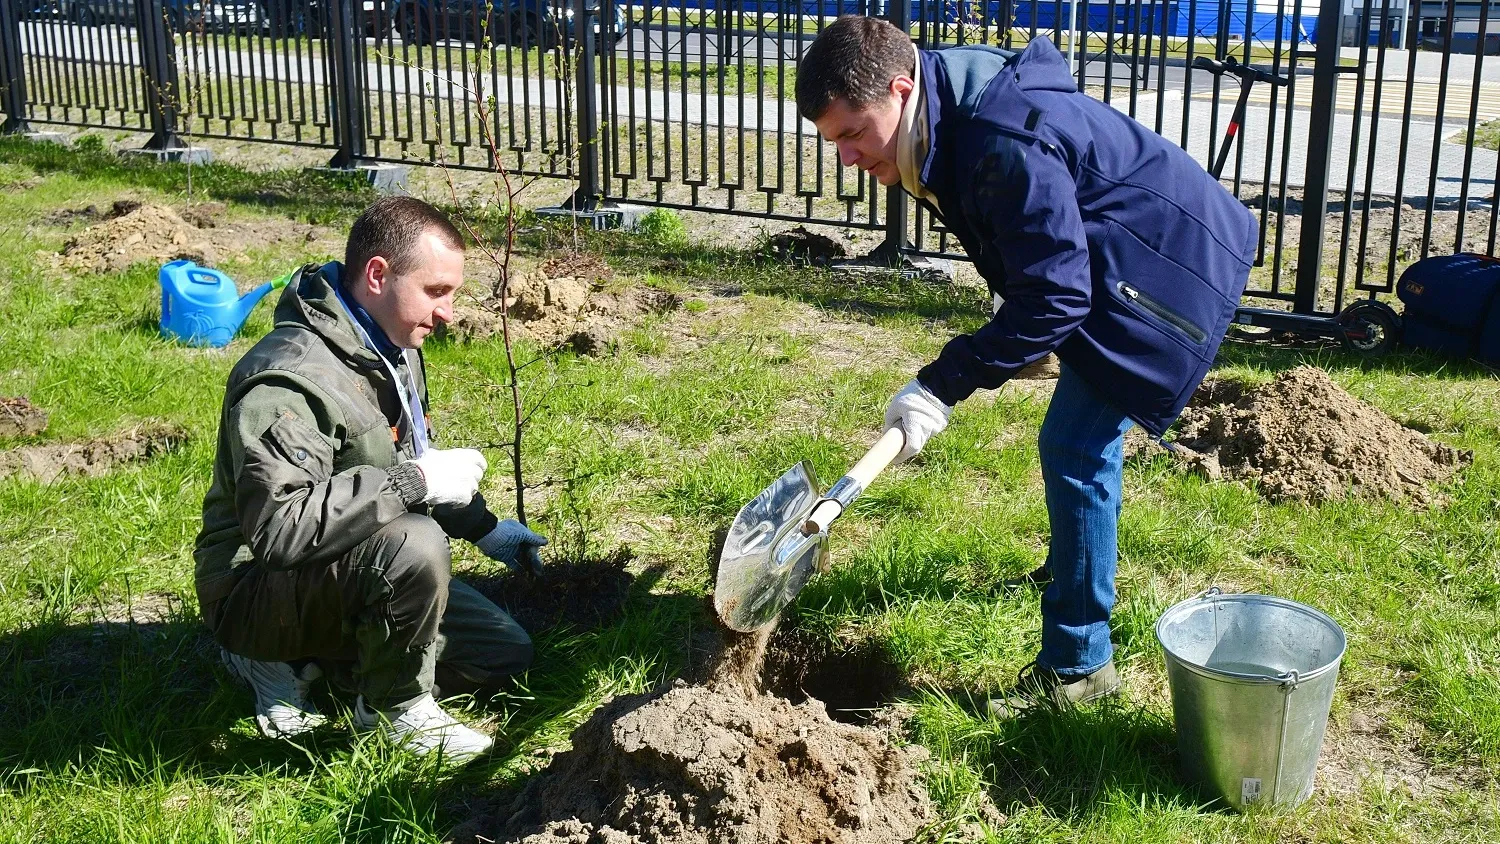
top-left (713, 427), bottom-right (906, 632)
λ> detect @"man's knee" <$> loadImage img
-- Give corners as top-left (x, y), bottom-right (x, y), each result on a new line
top-left (369, 513), bottom-right (452, 600)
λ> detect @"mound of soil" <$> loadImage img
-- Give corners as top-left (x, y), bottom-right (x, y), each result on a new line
top-left (467, 547), bottom-right (635, 635)
top-left (60, 204), bottom-right (218, 273)
top-left (57, 202), bottom-right (325, 275)
top-left (40, 199), bottom-right (144, 228)
top-left (466, 680), bottom-right (933, 844)
top-left (0, 396), bottom-right (48, 438)
top-left (0, 421), bottom-right (188, 484)
top-left (449, 269), bottom-right (681, 354)
top-left (763, 226), bottom-right (848, 267)
top-left (1172, 367), bottom-right (1472, 503)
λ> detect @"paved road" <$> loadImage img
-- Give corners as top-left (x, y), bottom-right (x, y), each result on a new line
top-left (16, 19), bottom-right (1497, 201)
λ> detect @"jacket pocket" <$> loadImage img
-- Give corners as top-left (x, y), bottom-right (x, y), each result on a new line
top-left (263, 411), bottom-right (334, 482)
top-left (1118, 281), bottom-right (1208, 345)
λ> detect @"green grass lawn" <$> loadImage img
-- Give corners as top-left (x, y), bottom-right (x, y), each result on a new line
top-left (0, 136), bottom-right (1498, 842)
top-left (1458, 118), bottom-right (1500, 152)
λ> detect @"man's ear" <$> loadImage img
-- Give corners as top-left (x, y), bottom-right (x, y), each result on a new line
top-left (891, 74), bottom-right (915, 99)
top-left (362, 256), bottom-right (389, 296)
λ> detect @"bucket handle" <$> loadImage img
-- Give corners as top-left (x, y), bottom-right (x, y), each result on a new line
top-left (1270, 669), bottom-right (1303, 805)
top-left (1191, 586), bottom-right (1223, 601)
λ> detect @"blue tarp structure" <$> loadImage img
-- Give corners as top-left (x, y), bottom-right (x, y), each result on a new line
top-left (653, 0), bottom-right (1310, 45)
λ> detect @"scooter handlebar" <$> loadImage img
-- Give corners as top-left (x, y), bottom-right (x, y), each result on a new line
top-left (1191, 55), bottom-right (1291, 87)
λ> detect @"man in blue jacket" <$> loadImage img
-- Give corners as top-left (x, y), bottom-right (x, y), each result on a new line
top-left (797, 17), bottom-right (1255, 715)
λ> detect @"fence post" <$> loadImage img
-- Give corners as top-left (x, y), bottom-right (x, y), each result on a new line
top-left (563, 0), bottom-right (603, 211)
top-left (537, 0), bottom-right (642, 228)
top-left (1293, 0), bottom-right (1346, 314)
top-left (0, 0), bottom-right (29, 135)
top-left (872, 0), bottom-right (912, 265)
top-left (837, 0), bottom-right (950, 280)
top-left (326, 0), bottom-right (366, 168)
top-left (134, 0), bottom-right (188, 151)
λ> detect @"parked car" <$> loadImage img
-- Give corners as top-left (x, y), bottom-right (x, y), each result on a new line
top-left (41, 0), bottom-right (264, 32)
top-left (257, 0), bottom-right (395, 39)
top-left (258, 0), bottom-right (323, 36)
top-left (393, 0), bottom-right (625, 50)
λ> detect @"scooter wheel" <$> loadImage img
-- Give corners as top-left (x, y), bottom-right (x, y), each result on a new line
top-left (1338, 300), bottom-right (1401, 356)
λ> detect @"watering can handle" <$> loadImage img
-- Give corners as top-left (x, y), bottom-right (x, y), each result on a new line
top-left (802, 427), bottom-right (905, 535)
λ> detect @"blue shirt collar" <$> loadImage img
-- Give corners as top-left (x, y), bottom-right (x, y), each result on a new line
top-left (328, 262), bottom-right (403, 365)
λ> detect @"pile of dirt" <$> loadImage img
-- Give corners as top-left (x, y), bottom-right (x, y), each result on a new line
top-left (762, 225), bottom-right (848, 267)
top-left (449, 265), bottom-right (682, 354)
top-left (56, 201), bottom-right (324, 275)
top-left (40, 199), bottom-right (145, 228)
top-left (1170, 366), bottom-right (1472, 503)
top-left (454, 625), bottom-right (934, 844)
top-left (0, 421), bottom-right (188, 484)
top-left (0, 396), bottom-right (48, 439)
top-left (60, 204), bottom-right (218, 273)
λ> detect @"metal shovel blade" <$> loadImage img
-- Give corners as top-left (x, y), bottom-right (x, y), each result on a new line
top-left (714, 461), bottom-right (825, 632)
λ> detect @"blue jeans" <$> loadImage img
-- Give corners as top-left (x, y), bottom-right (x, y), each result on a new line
top-left (1035, 363), bottom-right (1134, 677)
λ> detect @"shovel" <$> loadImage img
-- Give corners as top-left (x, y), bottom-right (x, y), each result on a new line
top-left (714, 427), bottom-right (906, 632)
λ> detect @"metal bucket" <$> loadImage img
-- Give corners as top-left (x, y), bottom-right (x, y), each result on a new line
top-left (1155, 588), bottom-right (1346, 812)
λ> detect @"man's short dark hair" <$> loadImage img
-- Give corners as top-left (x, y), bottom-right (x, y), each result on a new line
top-left (344, 197), bottom-right (465, 282)
top-left (796, 16), bottom-right (916, 122)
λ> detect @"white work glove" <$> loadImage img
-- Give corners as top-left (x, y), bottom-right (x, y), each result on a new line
top-left (408, 447), bottom-right (487, 507)
top-left (884, 378), bottom-right (953, 464)
top-left (477, 519), bottom-right (549, 575)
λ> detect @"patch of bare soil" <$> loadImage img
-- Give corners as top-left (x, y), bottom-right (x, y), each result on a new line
top-left (466, 547), bottom-right (634, 635)
top-left (452, 616), bottom-right (932, 844)
top-left (1013, 353), bottom-right (1061, 381)
top-left (57, 202), bottom-right (326, 275)
top-left (1318, 706), bottom-right (1484, 800)
top-left (762, 225), bottom-right (849, 267)
top-left (86, 591), bottom-right (186, 625)
top-left (0, 396), bottom-right (48, 438)
top-left (449, 263), bottom-right (682, 354)
top-left (1172, 367), bottom-right (1472, 503)
top-left (0, 421), bottom-right (188, 484)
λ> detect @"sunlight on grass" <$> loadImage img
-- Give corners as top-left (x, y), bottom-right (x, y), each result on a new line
top-left (0, 139), bottom-right (1496, 842)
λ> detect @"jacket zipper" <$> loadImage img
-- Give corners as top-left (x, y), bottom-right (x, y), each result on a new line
top-left (1118, 282), bottom-right (1208, 344)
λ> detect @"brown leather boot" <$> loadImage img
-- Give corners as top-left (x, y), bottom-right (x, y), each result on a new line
top-left (986, 659), bottom-right (1120, 719)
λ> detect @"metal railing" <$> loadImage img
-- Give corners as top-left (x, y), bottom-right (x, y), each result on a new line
top-left (1, 0), bottom-right (1495, 315)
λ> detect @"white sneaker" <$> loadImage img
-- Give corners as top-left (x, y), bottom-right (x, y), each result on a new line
top-left (220, 648), bottom-right (328, 738)
top-left (352, 693), bottom-right (493, 763)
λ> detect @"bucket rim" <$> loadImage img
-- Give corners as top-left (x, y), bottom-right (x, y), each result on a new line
top-left (1154, 590), bottom-right (1347, 684)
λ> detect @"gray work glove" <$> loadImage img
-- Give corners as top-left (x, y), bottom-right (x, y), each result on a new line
top-left (408, 448), bottom-right (487, 507)
top-left (476, 519), bottom-right (549, 575)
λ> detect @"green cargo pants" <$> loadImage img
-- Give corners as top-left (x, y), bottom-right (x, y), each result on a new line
top-left (203, 513), bottom-right (533, 708)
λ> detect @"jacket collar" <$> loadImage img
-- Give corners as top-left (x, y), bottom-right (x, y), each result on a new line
top-left (896, 44), bottom-right (939, 211)
top-left (273, 261), bottom-right (384, 368)
top-left (917, 38), bottom-right (1074, 195)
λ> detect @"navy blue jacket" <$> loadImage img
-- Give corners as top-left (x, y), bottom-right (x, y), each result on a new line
top-left (912, 39), bottom-right (1257, 437)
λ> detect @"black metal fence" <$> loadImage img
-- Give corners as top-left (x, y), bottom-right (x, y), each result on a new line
top-left (1, 0), bottom-right (1496, 315)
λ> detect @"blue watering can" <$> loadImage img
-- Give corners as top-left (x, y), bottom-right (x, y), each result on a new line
top-left (159, 260), bottom-right (294, 348)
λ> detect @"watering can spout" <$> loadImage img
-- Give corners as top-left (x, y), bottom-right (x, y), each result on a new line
top-left (228, 279), bottom-right (279, 333)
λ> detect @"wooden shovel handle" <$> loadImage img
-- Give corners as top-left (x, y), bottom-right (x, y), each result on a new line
top-left (803, 427), bottom-right (906, 534)
top-left (847, 426), bottom-right (906, 488)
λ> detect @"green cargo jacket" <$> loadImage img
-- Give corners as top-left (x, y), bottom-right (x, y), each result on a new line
top-left (193, 262), bottom-right (497, 606)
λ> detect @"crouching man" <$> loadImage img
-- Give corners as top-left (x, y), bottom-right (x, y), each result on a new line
top-left (194, 197), bottom-right (548, 762)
